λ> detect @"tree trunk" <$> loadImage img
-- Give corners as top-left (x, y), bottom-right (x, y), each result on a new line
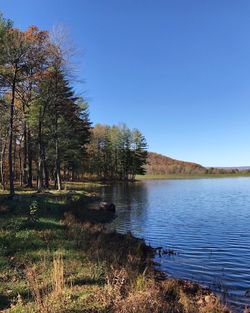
top-left (19, 148), bottom-right (23, 187)
top-left (13, 135), bottom-right (17, 178)
top-left (8, 69), bottom-right (17, 196)
top-left (27, 128), bottom-right (33, 187)
top-left (55, 138), bottom-right (61, 190)
top-left (37, 109), bottom-right (43, 191)
top-left (54, 100), bottom-right (61, 190)
top-left (0, 139), bottom-right (7, 190)
top-left (44, 157), bottom-right (49, 189)
top-left (23, 117), bottom-right (28, 185)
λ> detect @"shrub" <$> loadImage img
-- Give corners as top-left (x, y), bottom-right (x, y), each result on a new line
top-left (27, 201), bottom-right (39, 223)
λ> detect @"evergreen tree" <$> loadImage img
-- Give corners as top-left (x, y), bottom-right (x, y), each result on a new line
top-left (86, 124), bottom-right (147, 181)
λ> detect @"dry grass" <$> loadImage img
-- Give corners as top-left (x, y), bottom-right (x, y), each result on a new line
top-left (24, 253), bottom-right (65, 313)
top-left (26, 266), bottom-right (47, 313)
top-left (51, 254), bottom-right (64, 296)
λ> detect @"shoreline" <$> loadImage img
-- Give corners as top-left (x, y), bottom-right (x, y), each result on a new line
top-left (0, 189), bottom-right (233, 312)
top-left (1, 173), bottom-right (250, 196)
top-left (70, 191), bottom-right (235, 313)
top-left (72, 193), bottom-right (232, 313)
top-left (136, 173), bottom-right (250, 180)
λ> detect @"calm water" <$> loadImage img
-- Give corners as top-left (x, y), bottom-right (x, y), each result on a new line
top-left (88, 178), bottom-right (250, 311)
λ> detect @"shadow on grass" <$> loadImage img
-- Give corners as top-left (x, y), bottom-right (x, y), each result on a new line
top-left (72, 277), bottom-right (105, 286)
top-left (0, 192), bottom-right (70, 221)
top-left (73, 207), bottom-right (116, 224)
top-left (63, 311), bottom-right (106, 313)
top-left (0, 294), bottom-right (11, 310)
top-left (23, 219), bottom-right (65, 231)
top-left (0, 190), bottom-right (100, 220)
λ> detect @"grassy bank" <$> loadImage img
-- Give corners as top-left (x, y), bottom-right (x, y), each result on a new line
top-left (0, 188), bottom-right (230, 313)
top-left (136, 173), bottom-right (250, 180)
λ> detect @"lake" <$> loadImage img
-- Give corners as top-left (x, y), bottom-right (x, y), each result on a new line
top-left (88, 178), bottom-right (250, 312)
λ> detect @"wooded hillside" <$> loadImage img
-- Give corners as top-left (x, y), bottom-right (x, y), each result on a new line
top-left (146, 152), bottom-right (207, 175)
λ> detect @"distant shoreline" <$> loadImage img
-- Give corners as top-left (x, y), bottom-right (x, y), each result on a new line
top-left (136, 173), bottom-right (250, 180)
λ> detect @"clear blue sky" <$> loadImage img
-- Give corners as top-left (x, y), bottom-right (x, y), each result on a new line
top-left (2, 0), bottom-right (250, 166)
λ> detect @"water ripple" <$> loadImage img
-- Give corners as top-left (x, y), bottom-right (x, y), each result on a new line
top-left (88, 178), bottom-right (250, 312)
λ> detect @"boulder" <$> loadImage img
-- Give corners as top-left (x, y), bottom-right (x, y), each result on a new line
top-left (204, 294), bottom-right (216, 304)
top-left (99, 202), bottom-right (116, 213)
top-left (0, 205), bottom-right (8, 213)
top-left (243, 306), bottom-right (250, 313)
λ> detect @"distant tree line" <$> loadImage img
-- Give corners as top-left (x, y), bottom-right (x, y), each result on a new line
top-left (0, 13), bottom-right (148, 195)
